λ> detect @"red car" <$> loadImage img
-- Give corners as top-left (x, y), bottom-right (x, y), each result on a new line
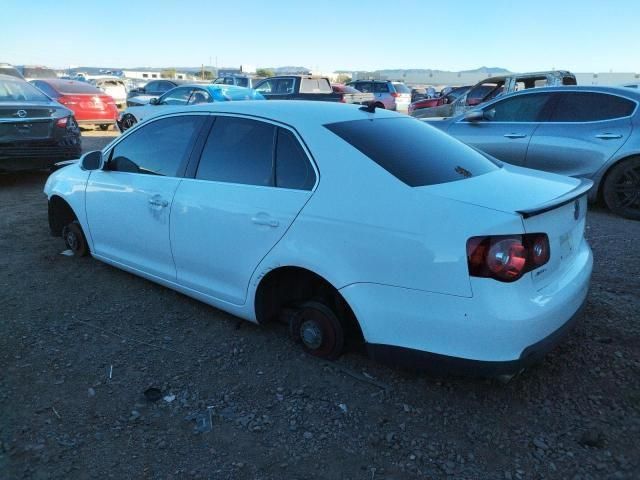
top-left (408, 85), bottom-right (472, 115)
top-left (30, 79), bottom-right (118, 130)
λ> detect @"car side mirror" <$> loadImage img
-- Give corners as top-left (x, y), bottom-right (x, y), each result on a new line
top-left (464, 110), bottom-right (485, 122)
top-left (149, 97), bottom-right (159, 105)
top-left (80, 151), bottom-right (102, 171)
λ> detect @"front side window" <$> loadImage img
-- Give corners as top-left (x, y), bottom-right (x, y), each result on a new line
top-left (354, 82), bottom-right (372, 93)
top-left (325, 117), bottom-right (499, 187)
top-left (273, 78), bottom-right (295, 94)
top-left (196, 116), bottom-right (275, 186)
top-left (275, 129), bottom-right (315, 190)
top-left (482, 93), bottom-right (553, 122)
top-left (108, 115), bottom-right (203, 176)
top-left (187, 89), bottom-right (211, 105)
top-left (255, 79), bottom-right (274, 94)
top-left (550, 92), bottom-right (636, 122)
top-left (158, 87), bottom-right (193, 105)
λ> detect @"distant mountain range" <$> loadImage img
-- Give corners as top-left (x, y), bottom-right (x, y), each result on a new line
top-left (62, 65), bottom-right (510, 75)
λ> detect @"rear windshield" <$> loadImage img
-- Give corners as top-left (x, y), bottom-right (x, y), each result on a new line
top-left (0, 77), bottom-right (50, 102)
top-left (325, 117), bottom-right (499, 187)
top-left (55, 81), bottom-right (102, 94)
top-left (392, 82), bottom-right (411, 94)
top-left (21, 67), bottom-right (57, 79)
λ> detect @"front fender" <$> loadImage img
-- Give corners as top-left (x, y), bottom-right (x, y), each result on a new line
top-left (44, 164), bottom-right (93, 249)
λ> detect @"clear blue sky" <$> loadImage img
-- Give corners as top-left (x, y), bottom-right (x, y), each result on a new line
top-left (2, 0), bottom-right (638, 72)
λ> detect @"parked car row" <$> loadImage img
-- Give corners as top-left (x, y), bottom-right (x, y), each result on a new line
top-left (411, 70), bottom-right (577, 118)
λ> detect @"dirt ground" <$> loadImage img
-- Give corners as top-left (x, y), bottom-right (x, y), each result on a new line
top-left (1, 131), bottom-right (639, 479)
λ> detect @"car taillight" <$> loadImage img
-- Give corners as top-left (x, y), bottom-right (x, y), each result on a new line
top-left (58, 96), bottom-right (77, 106)
top-left (339, 96), bottom-right (346, 103)
top-left (390, 92), bottom-right (400, 98)
top-left (466, 234), bottom-right (550, 282)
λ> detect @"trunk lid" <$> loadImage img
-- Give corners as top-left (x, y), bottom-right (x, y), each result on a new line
top-left (423, 165), bottom-right (592, 289)
top-left (0, 103), bottom-right (59, 141)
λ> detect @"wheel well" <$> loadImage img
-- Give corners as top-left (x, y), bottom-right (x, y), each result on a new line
top-left (375, 102), bottom-right (385, 109)
top-left (597, 155), bottom-right (640, 203)
top-left (254, 266), bottom-right (364, 344)
top-left (48, 195), bottom-right (77, 236)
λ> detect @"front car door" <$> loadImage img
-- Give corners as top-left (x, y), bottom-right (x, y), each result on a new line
top-left (85, 114), bottom-right (206, 281)
top-left (447, 91), bottom-right (555, 166)
top-left (171, 115), bottom-right (317, 305)
top-left (526, 91), bottom-right (634, 178)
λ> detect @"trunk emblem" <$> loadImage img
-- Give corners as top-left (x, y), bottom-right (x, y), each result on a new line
top-left (573, 199), bottom-right (580, 220)
top-left (16, 109), bottom-right (27, 118)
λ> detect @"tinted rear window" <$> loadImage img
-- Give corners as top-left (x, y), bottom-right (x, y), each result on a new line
top-left (54, 81), bottom-right (102, 94)
top-left (550, 92), bottom-right (636, 122)
top-left (325, 117), bottom-right (499, 187)
top-left (21, 67), bottom-right (57, 79)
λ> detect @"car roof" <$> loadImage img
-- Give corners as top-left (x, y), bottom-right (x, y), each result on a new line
top-left (145, 100), bottom-right (401, 125)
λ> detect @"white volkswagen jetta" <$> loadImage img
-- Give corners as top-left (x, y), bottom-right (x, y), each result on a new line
top-left (45, 101), bottom-right (593, 376)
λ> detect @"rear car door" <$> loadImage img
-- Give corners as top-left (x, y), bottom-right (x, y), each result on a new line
top-left (171, 116), bottom-right (317, 304)
top-left (85, 114), bottom-right (206, 281)
top-left (526, 91), bottom-right (634, 177)
top-left (447, 91), bottom-right (554, 166)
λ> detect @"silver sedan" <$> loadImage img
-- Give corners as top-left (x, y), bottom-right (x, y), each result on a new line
top-left (428, 86), bottom-right (640, 219)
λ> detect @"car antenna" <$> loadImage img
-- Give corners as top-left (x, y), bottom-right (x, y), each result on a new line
top-left (359, 102), bottom-right (376, 113)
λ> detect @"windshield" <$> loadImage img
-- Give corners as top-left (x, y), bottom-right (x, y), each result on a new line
top-left (325, 117), bottom-right (499, 187)
top-left (0, 77), bottom-right (50, 102)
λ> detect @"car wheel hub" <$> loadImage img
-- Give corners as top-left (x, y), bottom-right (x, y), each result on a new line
top-left (300, 320), bottom-right (323, 350)
top-left (66, 231), bottom-right (78, 250)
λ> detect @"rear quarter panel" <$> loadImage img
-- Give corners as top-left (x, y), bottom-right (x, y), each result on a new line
top-left (249, 124), bottom-right (524, 300)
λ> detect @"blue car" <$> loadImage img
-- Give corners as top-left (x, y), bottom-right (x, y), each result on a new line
top-left (117, 84), bottom-right (265, 131)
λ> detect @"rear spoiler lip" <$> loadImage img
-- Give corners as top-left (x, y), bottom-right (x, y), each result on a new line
top-left (517, 178), bottom-right (593, 218)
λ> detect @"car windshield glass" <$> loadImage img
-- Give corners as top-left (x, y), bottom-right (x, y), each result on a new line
top-left (325, 117), bottom-right (499, 187)
top-left (392, 83), bottom-right (411, 93)
top-left (22, 67), bottom-right (57, 79)
top-left (0, 78), bottom-right (50, 102)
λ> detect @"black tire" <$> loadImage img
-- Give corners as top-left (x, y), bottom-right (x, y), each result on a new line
top-left (99, 124), bottom-right (110, 131)
top-left (289, 301), bottom-right (345, 360)
top-left (603, 157), bottom-right (640, 220)
top-left (62, 221), bottom-right (88, 257)
top-left (120, 113), bottom-right (137, 131)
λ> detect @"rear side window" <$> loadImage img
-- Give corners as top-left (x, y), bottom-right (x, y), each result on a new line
top-left (196, 116), bottom-right (275, 186)
top-left (300, 78), bottom-right (331, 94)
top-left (109, 116), bottom-right (203, 176)
top-left (325, 117), bottom-right (499, 187)
top-left (275, 129), bottom-right (315, 190)
top-left (483, 93), bottom-right (553, 122)
top-left (550, 92), bottom-right (636, 122)
top-left (392, 83), bottom-right (411, 94)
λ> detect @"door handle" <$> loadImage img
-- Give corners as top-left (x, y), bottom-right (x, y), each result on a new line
top-left (148, 198), bottom-right (168, 207)
top-left (503, 133), bottom-right (527, 139)
top-left (251, 216), bottom-right (279, 228)
top-left (595, 133), bottom-right (623, 140)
